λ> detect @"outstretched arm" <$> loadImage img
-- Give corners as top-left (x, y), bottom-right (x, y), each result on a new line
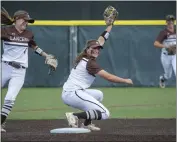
top-left (86, 60), bottom-right (133, 85)
top-left (97, 5), bottom-right (118, 47)
top-left (97, 70), bottom-right (133, 84)
top-left (28, 39), bottom-right (49, 57)
top-left (98, 25), bottom-right (113, 46)
top-left (31, 44), bottom-right (49, 58)
top-left (28, 38), bottom-right (58, 71)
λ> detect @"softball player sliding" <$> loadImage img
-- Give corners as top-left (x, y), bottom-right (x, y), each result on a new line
top-left (1, 8), bottom-right (58, 132)
top-left (61, 6), bottom-right (133, 131)
top-left (154, 15), bottom-right (176, 88)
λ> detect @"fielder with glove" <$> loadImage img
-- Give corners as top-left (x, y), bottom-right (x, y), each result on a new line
top-left (62, 6), bottom-right (133, 131)
top-left (154, 14), bottom-right (176, 88)
top-left (1, 7), bottom-right (58, 132)
top-left (1, 7), bottom-right (58, 72)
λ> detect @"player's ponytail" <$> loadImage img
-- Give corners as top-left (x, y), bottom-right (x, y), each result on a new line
top-left (74, 40), bottom-right (96, 66)
top-left (74, 50), bottom-right (88, 66)
top-left (1, 7), bottom-right (14, 25)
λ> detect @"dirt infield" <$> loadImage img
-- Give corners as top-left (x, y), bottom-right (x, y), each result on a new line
top-left (1, 119), bottom-right (176, 142)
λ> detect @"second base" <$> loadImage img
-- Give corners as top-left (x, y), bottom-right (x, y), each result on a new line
top-left (50, 127), bottom-right (91, 134)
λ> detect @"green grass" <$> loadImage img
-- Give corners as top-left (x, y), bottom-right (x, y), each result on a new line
top-left (1, 87), bottom-right (176, 119)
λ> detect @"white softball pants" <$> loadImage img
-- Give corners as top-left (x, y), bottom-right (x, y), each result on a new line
top-left (61, 89), bottom-right (110, 120)
top-left (1, 62), bottom-right (26, 102)
top-left (161, 53), bottom-right (176, 79)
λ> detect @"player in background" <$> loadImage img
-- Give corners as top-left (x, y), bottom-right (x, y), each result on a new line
top-left (61, 6), bottom-right (133, 131)
top-left (1, 8), bottom-right (58, 132)
top-left (154, 15), bottom-right (176, 88)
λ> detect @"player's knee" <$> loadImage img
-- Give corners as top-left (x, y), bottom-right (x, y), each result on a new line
top-left (97, 90), bottom-right (103, 102)
top-left (105, 109), bottom-right (110, 119)
top-left (101, 109), bottom-right (110, 120)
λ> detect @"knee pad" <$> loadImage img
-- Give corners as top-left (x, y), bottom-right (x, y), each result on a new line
top-left (98, 90), bottom-right (103, 102)
top-left (94, 90), bottom-right (103, 102)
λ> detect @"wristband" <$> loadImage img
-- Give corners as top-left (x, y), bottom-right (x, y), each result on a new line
top-left (101, 31), bottom-right (110, 40)
top-left (35, 47), bottom-right (43, 55)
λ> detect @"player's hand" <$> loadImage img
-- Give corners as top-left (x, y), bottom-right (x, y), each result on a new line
top-left (125, 79), bottom-right (133, 85)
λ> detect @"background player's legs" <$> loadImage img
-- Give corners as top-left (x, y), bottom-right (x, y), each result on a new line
top-left (1, 68), bottom-right (26, 125)
top-left (172, 54), bottom-right (176, 76)
top-left (1, 62), bottom-right (13, 88)
top-left (1, 62), bottom-right (13, 132)
top-left (160, 53), bottom-right (172, 88)
top-left (85, 89), bottom-right (103, 102)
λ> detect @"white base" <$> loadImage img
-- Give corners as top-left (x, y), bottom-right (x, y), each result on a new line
top-left (50, 128), bottom-right (91, 134)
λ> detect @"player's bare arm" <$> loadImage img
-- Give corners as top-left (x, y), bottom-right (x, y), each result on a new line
top-left (96, 7), bottom-right (132, 85)
top-left (85, 6), bottom-right (132, 85)
top-left (154, 32), bottom-right (176, 54)
top-left (154, 41), bottom-right (165, 49)
top-left (86, 56), bottom-right (133, 85)
top-left (29, 40), bottom-right (58, 71)
top-left (97, 6), bottom-right (117, 46)
top-left (31, 45), bottom-right (58, 71)
top-left (30, 44), bottom-right (49, 58)
top-left (154, 41), bottom-right (175, 53)
top-left (97, 70), bottom-right (133, 85)
top-left (98, 25), bottom-right (113, 46)
top-left (154, 34), bottom-right (175, 53)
